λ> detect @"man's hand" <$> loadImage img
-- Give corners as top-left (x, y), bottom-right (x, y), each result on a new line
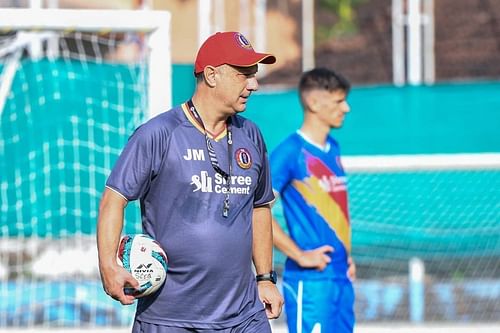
top-left (296, 245), bottom-right (334, 271)
top-left (257, 281), bottom-right (284, 319)
top-left (347, 256), bottom-right (356, 281)
top-left (100, 262), bottom-right (139, 305)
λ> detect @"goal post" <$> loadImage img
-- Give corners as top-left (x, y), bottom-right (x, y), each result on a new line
top-left (0, 8), bottom-right (171, 328)
top-left (0, 8), bottom-right (172, 118)
top-left (342, 153), bottom-right (500, 172)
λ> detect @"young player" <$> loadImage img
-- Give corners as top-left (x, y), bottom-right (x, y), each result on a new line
top-left (271, 68), bottom-right (356, 333)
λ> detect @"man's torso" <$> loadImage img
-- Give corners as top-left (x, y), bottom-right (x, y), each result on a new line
top-left (106, 104), bottom-right (274, 328)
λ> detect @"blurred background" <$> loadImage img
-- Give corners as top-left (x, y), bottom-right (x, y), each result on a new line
top-left (0, 0), bottom-right (499, 332)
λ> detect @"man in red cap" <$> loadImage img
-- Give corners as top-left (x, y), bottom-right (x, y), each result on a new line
top-left (97, 31), bottom-right (283, 332)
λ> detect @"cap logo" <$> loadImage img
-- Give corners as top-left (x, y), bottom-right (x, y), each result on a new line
top-left (235, 148), bottom-right (252, 169)
top-left (235, 33), bottom-right (253, 50)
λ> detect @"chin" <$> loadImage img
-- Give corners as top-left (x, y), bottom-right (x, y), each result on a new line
top-left (235, 105), bottom-right (247, 113)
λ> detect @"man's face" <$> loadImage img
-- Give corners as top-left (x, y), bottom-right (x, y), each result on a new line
top-left (309, 89), bottom-right (350, 128)
top-left (216, 64), bottom-right (259, 113)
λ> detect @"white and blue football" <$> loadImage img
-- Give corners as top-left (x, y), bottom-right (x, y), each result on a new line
top-left (117, 234), bottom-right (168, 297)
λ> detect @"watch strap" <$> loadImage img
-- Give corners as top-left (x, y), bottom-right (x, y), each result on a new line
top-left (256, 271), bottom-right (277, 284)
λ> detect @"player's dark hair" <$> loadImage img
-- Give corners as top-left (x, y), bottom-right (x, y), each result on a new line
top-left (299, 67), bottom-right (351, 95)
top-left (298, 68), bottom-right (350, 110)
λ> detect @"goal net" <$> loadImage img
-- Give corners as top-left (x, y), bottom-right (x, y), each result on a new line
top-left (0, 8), bottom-right (170, 328)
top-left (273, 153), bottom-right (500, 323)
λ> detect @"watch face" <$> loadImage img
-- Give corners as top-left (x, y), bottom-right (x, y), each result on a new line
top-left (270, 270), bottom-right (277, 283)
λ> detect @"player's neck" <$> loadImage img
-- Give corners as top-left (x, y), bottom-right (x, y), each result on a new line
top-left (300, 121), bottom-right (329, 148)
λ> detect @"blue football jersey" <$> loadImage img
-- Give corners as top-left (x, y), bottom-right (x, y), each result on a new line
top-left (271, 131), bottom-right (351, 280)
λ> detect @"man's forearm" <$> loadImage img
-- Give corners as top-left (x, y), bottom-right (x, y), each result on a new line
top-left (97, 188), bottom-right (127, 269)
top-left (252, 205), bottom-right (274, 274)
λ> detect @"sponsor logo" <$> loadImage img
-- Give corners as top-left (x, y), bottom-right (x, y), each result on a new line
top-left (318, 175), bottom-right (347, 193)
top-left (190, 171), bottom-right (252, 195)
top-left (134, 263), bottom-right (154, 273)
top-left (235, 148), bottom-right (252, 169)
top-left (133, 263), bottom-right (154, 280)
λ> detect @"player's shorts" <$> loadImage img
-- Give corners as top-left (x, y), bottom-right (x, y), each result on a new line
top-left (131, 309), bottom-right (271, 333)
top-left (282, 277), bottom-right (355, 333)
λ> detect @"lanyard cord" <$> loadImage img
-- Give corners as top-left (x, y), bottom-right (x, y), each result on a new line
top-left (187, 100), bottom-right (232, 218)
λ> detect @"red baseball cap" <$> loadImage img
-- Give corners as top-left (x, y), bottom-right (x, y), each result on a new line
top-left (194, 31), bottom-right (276, 74)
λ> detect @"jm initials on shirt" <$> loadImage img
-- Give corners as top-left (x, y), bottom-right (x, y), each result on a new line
top-left (183, 149), bottom-right (206, 161)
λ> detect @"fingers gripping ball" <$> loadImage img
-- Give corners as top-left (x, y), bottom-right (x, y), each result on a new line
top-left (117, 234), bottom-right (168, 297)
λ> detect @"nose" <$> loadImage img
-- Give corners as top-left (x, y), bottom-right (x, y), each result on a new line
top-left (343, 102), bottom-right (351, 113)
top-left (247, 76), bottom-right (259, 91)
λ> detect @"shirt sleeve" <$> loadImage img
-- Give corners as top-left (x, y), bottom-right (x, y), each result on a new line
top-left (252, 128), bottom-right (275, 207)
top-left (270, 139), bottom-right (294, 194)
top-left (106, 122), bottom-right (168, 201)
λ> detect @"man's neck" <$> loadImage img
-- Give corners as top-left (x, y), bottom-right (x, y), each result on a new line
top-left (191, 94), bottom-right (228, 134)
top-left (300, 120), bottom-right (330, 148)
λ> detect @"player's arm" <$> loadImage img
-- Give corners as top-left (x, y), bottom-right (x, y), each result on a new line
top-left (347, 255), bottom-right (357, 281)
top-left (272, 213), bottom-right (333, 271)
top-left (97, 188), bottom-right (139, 305)
top-left (252, 204), bottom-right (284, 319)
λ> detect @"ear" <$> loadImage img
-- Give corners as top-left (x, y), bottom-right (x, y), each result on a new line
top-left (203, 66), bottom-right (217, 87)
top-left (304, 92), bottom-right (320, 113)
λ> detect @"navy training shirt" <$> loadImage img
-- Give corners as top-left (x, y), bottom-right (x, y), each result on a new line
top-left (106, 103), bottom-right (274, 328)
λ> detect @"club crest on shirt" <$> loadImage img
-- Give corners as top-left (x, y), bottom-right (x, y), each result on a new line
top-left (235, 148), bottom-right (252, 169)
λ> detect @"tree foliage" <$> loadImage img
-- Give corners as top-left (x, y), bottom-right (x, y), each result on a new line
top-left (318, 0), bottom-right (366, 40)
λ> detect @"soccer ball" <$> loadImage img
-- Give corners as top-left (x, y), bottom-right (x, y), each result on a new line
top-left (117, 234), bottom-right (168, 297)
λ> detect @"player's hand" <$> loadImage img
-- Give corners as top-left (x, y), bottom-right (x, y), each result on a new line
top-left (297, 245), bottom-right (334, 271)
top-left (347, 256), bottom-right (356, 281)
top-left (257, 281), bottom-right (284, 319)
top-left (100, 262), bottom-right (139, 305)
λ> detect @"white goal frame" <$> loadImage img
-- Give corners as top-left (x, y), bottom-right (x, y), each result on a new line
top-left (0, 8), bottom-right (172, 117)
top-left (0, 8), bottom-right (171, 328)
top-left (343, 153), bottom-right (500, 172)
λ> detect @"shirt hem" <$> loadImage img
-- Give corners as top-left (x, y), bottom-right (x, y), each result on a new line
top-left (135, 308), bottom-right (264, 329)
top-left (284, 271), bottom-right (351, 281)
top-left (105, 185), bottom-right (130, 202)
top-left (254, 198), bottom-right (275, 208)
